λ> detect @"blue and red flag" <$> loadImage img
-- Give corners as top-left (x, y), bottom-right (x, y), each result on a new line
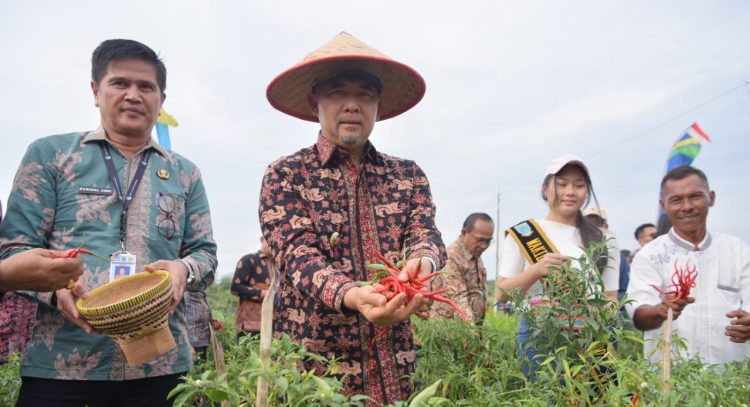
top-left (657, 122), bottom-right (712, 230)
top-left (666, 122), bottom-right (711, 171)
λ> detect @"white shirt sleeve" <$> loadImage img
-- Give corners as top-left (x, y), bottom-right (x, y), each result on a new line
top-left (498, 232), bottom-right (526, 278)
top-left (626, 247), bottom-right (664, 320)
top-left (738, 239), bottom-right (750, 313)
top-left (601, 234), bottom-right (621, 292)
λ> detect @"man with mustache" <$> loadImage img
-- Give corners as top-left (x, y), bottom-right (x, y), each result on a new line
top-left (260, 32), bottom-right (446, 405)
top-left (627, 165), bottom-right (750, 365)
top-left (429, 213), bottom-right (493, 325)
top-left (0, 39), bottom-right (216, 405)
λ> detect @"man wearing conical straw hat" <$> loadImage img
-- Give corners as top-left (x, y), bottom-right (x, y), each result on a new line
top-left (261, 32), bottom-right (446, 404)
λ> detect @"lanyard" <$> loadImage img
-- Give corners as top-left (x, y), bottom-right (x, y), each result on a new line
top-left (99, 143), bottom-right (152, 250)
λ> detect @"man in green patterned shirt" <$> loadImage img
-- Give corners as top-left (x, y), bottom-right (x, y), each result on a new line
top-left (0, 39), bottom-right (217, 406)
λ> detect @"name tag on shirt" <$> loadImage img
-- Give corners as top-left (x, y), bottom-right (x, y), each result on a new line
top-left (77, 186), bottom-right (114, 196)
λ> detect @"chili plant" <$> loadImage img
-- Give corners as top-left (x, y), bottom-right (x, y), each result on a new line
top-left (169, 334), bottom-right (369, 407)
top-left (506, 238), bottom-right (637, 404)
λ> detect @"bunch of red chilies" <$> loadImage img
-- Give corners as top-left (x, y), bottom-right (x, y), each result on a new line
top-left (369, 252), bottom-right (468, 345)
top-left (649, 259), bottom-right (697, 302)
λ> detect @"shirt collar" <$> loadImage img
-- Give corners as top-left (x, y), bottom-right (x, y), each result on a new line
top-left (668, 228), bottom-right (712, 251)
top-left (82, 126), bottom-right (169, 157)
top-left (315, 132), bottom-right (382, 167)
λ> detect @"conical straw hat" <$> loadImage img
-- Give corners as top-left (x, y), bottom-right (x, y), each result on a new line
top-left (267, 32), bottom-right (426, 122)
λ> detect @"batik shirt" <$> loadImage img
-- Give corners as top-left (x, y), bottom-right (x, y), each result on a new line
top-left (0, 128), bottom-right (217, 380)
top-left (259, 134), bottom-right (446, 405)
top-left (429, 239), bottom-right (487, 324)
top-left (183, 291), bottom-right (211, 349)
top-left (231, 251), bottom-right (272, 332)
top-left (0, 292), bottom-right (37, 362)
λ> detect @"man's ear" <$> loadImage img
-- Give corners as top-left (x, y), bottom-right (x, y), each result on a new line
top-left (709, 190), bottom-right (716, 207)
top-left (91, 80), bottom-right (100, 107)
top-left (659, 198), bottom-right (666, 211)
top-left (307, 93), bottom-right (319, 117)
top-left (160, 91), bottom-right (167, 106)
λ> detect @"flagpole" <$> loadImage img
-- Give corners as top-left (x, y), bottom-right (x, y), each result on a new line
top-left (493, 189), bottom-right (502, 309)
top-left (495, 189), bottom-right (500, 281)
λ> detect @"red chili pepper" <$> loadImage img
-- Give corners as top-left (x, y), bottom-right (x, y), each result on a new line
top-left (55, 242), bottom-right (107, 260)
top-left (650, 259), bottom-right (697, 302)
top-left (368, 252), bottom-right (469, 346)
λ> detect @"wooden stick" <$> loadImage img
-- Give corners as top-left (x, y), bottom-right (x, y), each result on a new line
top-left (256, 260), bottom-right (278, 407)
top-left (661, 307), bottom-right (673, 399)
top-left (209, 324), bottom-right (230, 407)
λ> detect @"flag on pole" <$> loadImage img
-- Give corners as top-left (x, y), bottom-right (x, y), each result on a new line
top-left (666, 122), bottom-right (711, 171)
top-left (155, 107), bottom-right (179, 150)
top-left (657, 122), bottom-right (712, 229)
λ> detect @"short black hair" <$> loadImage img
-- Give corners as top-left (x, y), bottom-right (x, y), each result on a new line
top-left (660, 165), bottom-right (709, 198)
top-left (462, 212), bottom-right (493, 232)
top-left (91, 39), bottom-right (167, 91)
top-left (634, 223), bottom-right (656, 240)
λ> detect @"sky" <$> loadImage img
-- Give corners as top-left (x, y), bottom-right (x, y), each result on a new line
top-left (1, 1), bottom-right (749, 281)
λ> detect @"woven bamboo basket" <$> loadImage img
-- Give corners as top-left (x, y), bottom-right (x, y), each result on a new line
top-left (76, 270), bottom-right (176, 365)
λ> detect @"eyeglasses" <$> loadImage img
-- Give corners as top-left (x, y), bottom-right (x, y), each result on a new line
top-left (156, 193), bottom-right (176, 240)
top-left (470, 233), bottom-right (493, 246)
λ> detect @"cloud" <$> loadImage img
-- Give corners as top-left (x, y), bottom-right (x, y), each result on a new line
top-left (1, 1), bottom-right (749, 280)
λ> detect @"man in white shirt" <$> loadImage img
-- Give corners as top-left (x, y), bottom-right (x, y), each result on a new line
top-left (627, 165), bottom-right (750, 364)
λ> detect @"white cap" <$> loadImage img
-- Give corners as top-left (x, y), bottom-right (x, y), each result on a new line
top-left (545, 153), bottom-right (589, 177)
top-left (582, 207), bottom-right (607, 221)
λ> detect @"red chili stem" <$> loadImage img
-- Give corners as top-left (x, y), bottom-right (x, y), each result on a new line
top-left (410, 257), bottom-right (422, 280)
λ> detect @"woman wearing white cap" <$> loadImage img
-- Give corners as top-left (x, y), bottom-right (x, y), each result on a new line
top-left (496, 154), bottom-right (620, 374)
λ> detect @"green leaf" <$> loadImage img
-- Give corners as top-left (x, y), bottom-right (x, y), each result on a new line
top-left (205, 389), bottom-right (230, 401)
top-left (276, 376), bottom-right (289, 393)
top-left (410, 379), bottom-right (442, 406)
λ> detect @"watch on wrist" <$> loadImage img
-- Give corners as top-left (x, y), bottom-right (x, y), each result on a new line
top-left (179, 259), bottom-right (196, 287)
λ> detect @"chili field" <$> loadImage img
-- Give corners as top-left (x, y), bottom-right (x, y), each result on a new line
top-left (3, 276), bottom-right (750, 406)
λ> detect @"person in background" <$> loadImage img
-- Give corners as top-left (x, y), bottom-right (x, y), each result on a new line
top-left (634, 223), bottom-right (657, 248)
top-left (429, 213), bottom-right (493, 325)
top-left (497, 154), bottom-right (620, 375)
top-left (231, 237), bottom-right (273, 339)
top-left (620, 249), bottom-right (633, 265)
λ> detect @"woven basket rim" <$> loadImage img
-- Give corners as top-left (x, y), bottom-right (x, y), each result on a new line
top-left (76, 270), bottom-right (171, 317)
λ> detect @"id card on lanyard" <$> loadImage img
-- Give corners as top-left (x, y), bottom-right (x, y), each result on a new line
top-left (99, 143), bottom-right (152, 281)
